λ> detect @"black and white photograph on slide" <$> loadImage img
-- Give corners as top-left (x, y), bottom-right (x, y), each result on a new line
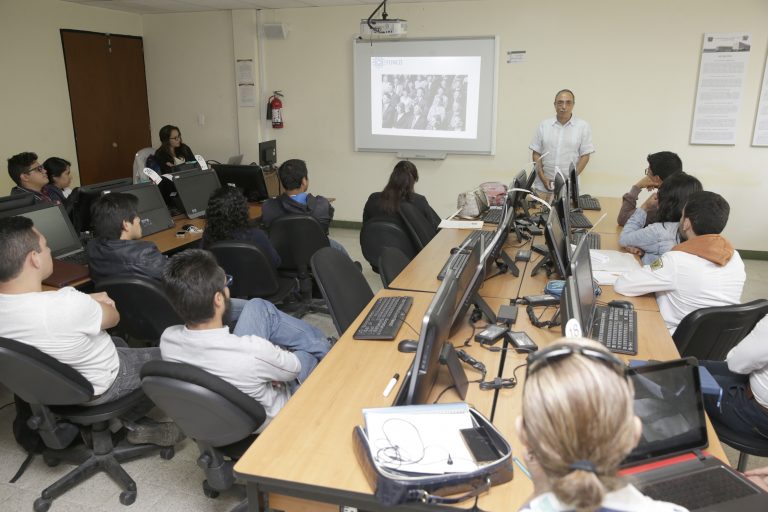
top-left (380, 74), bottom-right (468, 132)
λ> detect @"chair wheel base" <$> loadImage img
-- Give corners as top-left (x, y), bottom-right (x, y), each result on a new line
top-left (203, 480), bottom-right (220, 499)
top-left (34, 497), bottom-right (52, 512)
top-left (43, 455), bottom-right (60, 467)
top-left (160, 446), bottom-right (175, 460)
top-left (119, 490), bottom-right (137, 505)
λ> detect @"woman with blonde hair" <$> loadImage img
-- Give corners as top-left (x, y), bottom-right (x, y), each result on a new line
top-left (517, 338), bottom-right (687, 512)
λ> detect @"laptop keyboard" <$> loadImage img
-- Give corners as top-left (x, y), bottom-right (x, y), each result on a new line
top-left (483, 207), bottom-right (503, 224)
top-left (569, 211), bottom-right (594, 229)
top-left (58, 251), bottom-right (89, 266)
top-left (641, 466), bottom-right (757, 510)
top-left (577, 195), bottom-right (601, 210)
top-left (593, 306), bottom-right (637, 355)
top-left (573, 232), bottom-right (601, 250)
top-left (353, 296), bottom-right (413, 340)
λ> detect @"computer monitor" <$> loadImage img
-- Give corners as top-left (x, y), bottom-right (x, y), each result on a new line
top-left (553, 193), bottom-right (572, 236)
top-left (172, 169), bottom-right (222, 219)
top-left (213, 164), bottom-right (269, 202)
top-left (170, 161), bottom-right (201, 174)
top-left (105, 182), bottom-right (175, 237)
top-left (552, 170), bottom-right (567, 199)
top-left (75, 177), bottom-right (133, 232)
top-left (543, 206), bottom-right (570, 278)
top-left (0, 193), bottom-right (36, 213)
top-left (569, 163), bottom-right (580, 207)
top-left (0, 203), bottom-right (83, 259)
top-left (258, 140), bottom-right (277, 166)
top-left (563, 237), bottom-right (597, 336)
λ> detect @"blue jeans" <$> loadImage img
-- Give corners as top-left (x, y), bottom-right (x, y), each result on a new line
top-left (701, 360), bottom-right (768, 441)
top-left (233, 298), bottom-right (330, 384)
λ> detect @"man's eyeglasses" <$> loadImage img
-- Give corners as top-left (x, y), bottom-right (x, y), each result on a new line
top-left (26, 165), bottom-right (45, 174)
top-left (224, 274), bottom-right (234, 288)
top-left (526, 343), bottom-right (626, 379)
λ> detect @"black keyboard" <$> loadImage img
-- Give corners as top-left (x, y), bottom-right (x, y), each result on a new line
top-left (592, 306), bottom-right (637, 355)
top-left (572, 232), bottom-right (601, 250)
top-left (437, 251), bottom-right (470, 280)
top-left (58, 251), bottom-right (89, 266)
top-left (569, 211), bottom-right (593, 229)
top-left (577, 195), bottom-right (601, 210)
top-left (483, 207), bottom-right (503, 224)
top-left (462, 230), bottom-right (494, 248)
top-left (353, 296), bottom-right (413, 340)
top-left (641, 466), bottom-right (757, 510)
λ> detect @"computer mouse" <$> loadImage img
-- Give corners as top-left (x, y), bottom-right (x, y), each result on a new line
top-left (397, 339), bottom-right (419, 353)
top-left (608, 300), bottom-right (634, 310)
top-left (182, 224), bottom-right (195, 231)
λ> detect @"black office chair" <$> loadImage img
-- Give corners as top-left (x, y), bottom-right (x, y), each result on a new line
top-left (268, 215), bottom-right (330, 317)
top-left (0, 337), bottom-right (170, 512)
top-left (311, 247), bottom-right (374, 336)
top-left (708, 417), bottom-right (768, 471)
top-left (359, 218), bottom-right (417, 273)
top-left (378, 247), bottom-right (412, 289)
top-left (399, 202), bottom-right (438, 251)
top-left (140, 360), bottom-right (266, 511)
top-left (672, 299), bottom-right (768, 360)
top-left (209, 242), bottom-right (297, 304)
top-left (95, 275), bottom-right (183, 346)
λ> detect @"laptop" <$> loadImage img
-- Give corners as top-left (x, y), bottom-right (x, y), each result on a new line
top-left (620, 358), bottom-right (768, 511)
top-left (104, 182), bottom-right (175, 237)
top-left (226, 154), bottom-right (244, 166)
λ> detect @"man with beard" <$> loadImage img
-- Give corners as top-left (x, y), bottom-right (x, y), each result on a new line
top-left (614, 191), bottom-right (745, 335)
top-left (159, 250), bottom-right (330, 429)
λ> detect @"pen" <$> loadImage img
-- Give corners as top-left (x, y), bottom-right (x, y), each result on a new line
top-left (512, 456), bottom-right (532, 480)
top-left (382, 373), bottom-right (400, 397)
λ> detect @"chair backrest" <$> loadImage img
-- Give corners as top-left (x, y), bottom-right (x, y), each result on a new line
top-left (311, 247), bottom-right (374, 335)
top-left (268, 215), bottom-right (329, 272)
top-left (133, 147), bottom-right (155, 184)
top-left (95, 275), bottom-right (183, 343)
top-left (673, 299), bottom-right (768, 360)
top-left (399, 202), bottom-right (438, 250)
top-left (141, 360), bottom-right (266, 447)
top-left (359, 218), bottom-right (417, 273)
top-left (378, 247), bottom-right (412, 289)
top-left (0, 337), bottom-right (93, 406)
top-left (209, 242), bottom-right (280, 299)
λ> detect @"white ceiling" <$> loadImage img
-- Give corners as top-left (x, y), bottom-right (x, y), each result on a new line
top-left (62, 0), bottom-right (467, 15)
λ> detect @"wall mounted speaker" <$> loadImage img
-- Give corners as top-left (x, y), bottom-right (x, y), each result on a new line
top-left (262, 23), bottom-right (287, 40)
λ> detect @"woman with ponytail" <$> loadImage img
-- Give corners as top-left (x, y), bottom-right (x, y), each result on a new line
top-left (517, 338), bottom-right (688, 512)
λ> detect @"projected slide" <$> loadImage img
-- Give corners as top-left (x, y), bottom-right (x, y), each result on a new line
top-left (371, 57), bottom-right (481, 139)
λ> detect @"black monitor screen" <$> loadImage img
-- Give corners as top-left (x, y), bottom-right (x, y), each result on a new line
top-left (0, 194), bottom-right (36, 213)
top-left (569, 237), bottom-right (596, 335)
top-left (173, 170), bottom-right (221, 219)
top-left (107, 183), bottom-right (174, 236)
top-left (544, 207), bottom-right (569, 278)
top-left (569, 164), bottom-right (580, 207)
top-left (259, 140), bottom-right (277, 166)
top-left (213, 164), bottom-right (269, 202)
top-left (0, 203), bottom-right (82, 258)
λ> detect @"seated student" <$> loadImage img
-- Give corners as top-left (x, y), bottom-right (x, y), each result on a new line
top-left (153, 124), bottom-right (195, 170)
top-left (200, 186), bottom-right (281, 268)
top-left (362, 160), bottom-right (441, 231)
top-left (159, 249), bottom-right (331, 429)
top-left (7, 152), bottom-right (56, 204)
top-left (261, 159), bottom-right (348, 255)
top-left (617, 151), bottom-right (682, 226)
top-left (86, 193), bottom-right (167, 284)
top-left (700, 315), bottom-right (768, 442)
top-left (0, 216), bottom-right (181, 445)
top-left (614, 191), bottom-right (745, 334)
top-left (42, 157), bottom-right (75, 205)
top-left (619, 173), bottom-right (702, 265)
top-left (517, 338), bottom-right (687, 511)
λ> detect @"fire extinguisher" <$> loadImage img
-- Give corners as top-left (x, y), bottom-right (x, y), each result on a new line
top-left (267, 91), bottom-right (284, 129)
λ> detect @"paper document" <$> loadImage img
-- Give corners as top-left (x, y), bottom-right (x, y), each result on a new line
top-left (589, 250), bottom-right (641, 272)
top-left (363, 403), bottom-right (477, 474)
top-left (439, 219), bottom-right (484, 230)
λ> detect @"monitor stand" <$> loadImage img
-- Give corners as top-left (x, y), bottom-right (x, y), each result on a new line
top-left (439, 343), bottom-right (469, 400)
top-left (473, 294), bottom-right (497, 323)
top-left (530, 251), bottom-right (554, 278)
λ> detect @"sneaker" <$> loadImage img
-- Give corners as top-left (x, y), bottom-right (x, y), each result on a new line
top-left (126, 421), bottom-right (185, 446)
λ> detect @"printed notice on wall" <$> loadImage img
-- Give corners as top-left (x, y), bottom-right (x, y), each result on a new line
top-left (690, 33), bottom-right (751, 145)
top-left (752, 54), bottom-right (768, 147)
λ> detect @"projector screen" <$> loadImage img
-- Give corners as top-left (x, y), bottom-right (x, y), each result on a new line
top-left (353, 36), bottom-right (498, 158)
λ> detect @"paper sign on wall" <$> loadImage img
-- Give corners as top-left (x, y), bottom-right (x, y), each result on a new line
top-left (752, 54), bottom-right (768, 147)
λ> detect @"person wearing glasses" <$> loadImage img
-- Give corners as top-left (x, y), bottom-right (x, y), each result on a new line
top-left (6, 151), bottom-right (57, 204)
top-left (154, 124), bottom-right (195, 170)
top-left (517, 338), bottom-right (687, 511)
top-left (529, 89), bottom-right (595, 201)
top-left (617, 152), bottom-right (683, 227)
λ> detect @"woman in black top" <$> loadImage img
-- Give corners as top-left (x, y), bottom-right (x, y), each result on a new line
top-left (154, 124), bottom-right (195, 170)
top-left (363, 160), bottom-right (440, 230)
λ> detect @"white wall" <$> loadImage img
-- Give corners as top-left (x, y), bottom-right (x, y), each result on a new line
top-left (0, 0), bottom-right (142, 191)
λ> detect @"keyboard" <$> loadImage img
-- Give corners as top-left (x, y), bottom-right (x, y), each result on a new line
top-left (58, 251), bottom-right (89, 266)
top-left (353, 296), bottom-right (413, 340)
top-left (437, 250), bottom-right (470, 280)
top-left (641, 466), bottom-right (757, 510)
top-left (577, 195), bottom-right (601, 210)
top-left (572, 231), bottom-right (601, 250)
top-left (483, 206), bottom-right (503, 224)
top-left (462, 230), bottom-right (495, 249)
top-left (592, 306), bottom-right (637, 355)
top-left (569, 211), bottom-right (593, 229)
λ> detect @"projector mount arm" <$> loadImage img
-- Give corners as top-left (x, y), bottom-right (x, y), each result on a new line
top-left (367, 0), bottom-right (389, 33)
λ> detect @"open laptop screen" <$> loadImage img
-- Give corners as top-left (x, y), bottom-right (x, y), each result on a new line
top-left (0, 203), bottom-right (83, 258)
top-left (623, 358), bottom-right (708, 466)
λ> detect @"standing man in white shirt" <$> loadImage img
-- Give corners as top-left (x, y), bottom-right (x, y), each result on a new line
top-left (529, 89), bottom-right (595, 200)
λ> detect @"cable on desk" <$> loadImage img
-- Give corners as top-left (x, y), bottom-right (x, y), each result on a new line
top-left (400, 318), bottom-right (420, 338)
top-left (433, 384), bottom-right (457, 403)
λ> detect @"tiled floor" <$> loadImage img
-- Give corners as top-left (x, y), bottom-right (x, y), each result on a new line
top-left (0, 229), bottom-right (766, 511)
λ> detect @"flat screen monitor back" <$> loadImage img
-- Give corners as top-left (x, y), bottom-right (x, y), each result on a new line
top-left (544, 206), bottom-right (569, 278)
top-left (76, 177), bottom-right (133, 232)
top-left (0, 193), bottom-right (36, 213)
top-left (213, 165), bottom-right (269, 202)
top-left (173, 170), bottom-right (221, 219)
top-left (259, 140), bottom-right (277, 166)
top-left (106, 183), bottom-right (175, 237)
top-left (569, 237), bottom-right (597, 336)
top-left (569, 164), bottom-right (580, 207)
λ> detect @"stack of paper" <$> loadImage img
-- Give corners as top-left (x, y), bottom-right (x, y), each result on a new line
top-left (589, 249), bottom-right (641, 285)
top-left (438, 219), bottom-right (484, 230)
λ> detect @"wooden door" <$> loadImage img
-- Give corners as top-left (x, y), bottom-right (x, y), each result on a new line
top-left (61, 30), bottom-right (151, 185)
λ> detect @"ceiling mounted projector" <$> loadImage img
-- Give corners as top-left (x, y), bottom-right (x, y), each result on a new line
top-left (360, 18), bottom-right (407, 38)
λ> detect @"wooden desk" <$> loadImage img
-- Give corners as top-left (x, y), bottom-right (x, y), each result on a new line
top-left (584, 197), bottom-right (623, 235)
